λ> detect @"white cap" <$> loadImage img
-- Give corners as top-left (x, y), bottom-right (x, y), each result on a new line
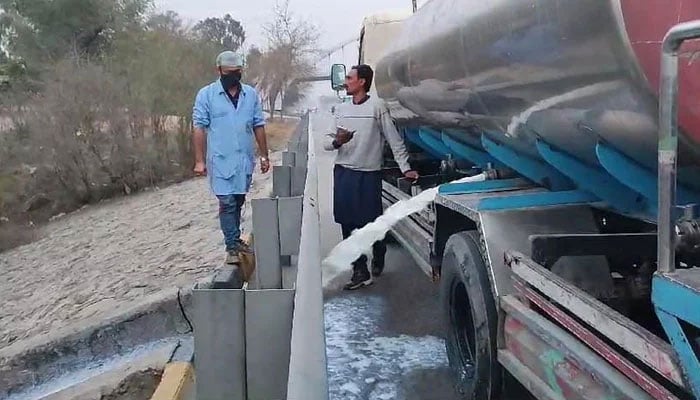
top-left (216, 51), bottom-right (244, 68)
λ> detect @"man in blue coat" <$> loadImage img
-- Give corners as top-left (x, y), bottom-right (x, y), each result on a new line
top-left (192, 51), bottom-right (270, 265)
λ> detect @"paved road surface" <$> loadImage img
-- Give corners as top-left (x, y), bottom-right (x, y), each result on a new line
top-left (313, 112), bottom-right (461, 400)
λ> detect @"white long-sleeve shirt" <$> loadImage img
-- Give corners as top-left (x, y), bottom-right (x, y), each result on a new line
top-left (323, 96), bottom-right (411, 173)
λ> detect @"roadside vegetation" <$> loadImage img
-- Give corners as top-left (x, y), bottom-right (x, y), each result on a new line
top-left (0, 0), bottom-right (318, 252)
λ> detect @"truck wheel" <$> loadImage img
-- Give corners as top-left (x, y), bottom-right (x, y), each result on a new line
top-left (440, 231), bottom-right (501, 400)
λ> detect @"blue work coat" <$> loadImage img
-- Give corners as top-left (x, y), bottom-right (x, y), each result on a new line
top-left (193, 81), bottom-right (265, 195)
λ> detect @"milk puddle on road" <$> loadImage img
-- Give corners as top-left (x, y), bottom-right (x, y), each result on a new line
top-left (322, 173), bottom-right (487, 287)
top-left (325, 295), bottom-right (450, 400)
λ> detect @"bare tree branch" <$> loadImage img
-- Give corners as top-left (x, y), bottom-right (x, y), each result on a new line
top-left (256, 0), bottom-right (319, 118)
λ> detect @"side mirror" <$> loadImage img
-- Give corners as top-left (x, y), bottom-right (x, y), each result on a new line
top-left (330, 64), bottom-right (346, 92)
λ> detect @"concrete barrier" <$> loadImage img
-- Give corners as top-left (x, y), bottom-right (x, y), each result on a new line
top-left (0, 287), bottom-right (193, 399)
top-left (286, 113), bottom-right (329, 400)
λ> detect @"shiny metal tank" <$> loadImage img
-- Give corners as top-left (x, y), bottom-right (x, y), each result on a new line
top-left (375, 0), bottom-right (700, 168)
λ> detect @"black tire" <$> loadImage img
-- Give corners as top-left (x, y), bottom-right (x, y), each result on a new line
top-left (440, 231), bottom-right (501, 400)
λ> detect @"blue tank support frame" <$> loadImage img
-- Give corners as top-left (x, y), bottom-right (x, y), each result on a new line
top-left (438, 178), bottom-right (531, 195)
top-left (441, 131), bottom-right (501, 169)
top-left (535, 140), bottom-right (650, 216)
top-left (480, 135), bottom-right (574, 192)
top-left (403, 126), bottom-right (700, 219)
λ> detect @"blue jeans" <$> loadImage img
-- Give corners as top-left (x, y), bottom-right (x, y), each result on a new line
top-left (217, 194), bottom-right (246, 251)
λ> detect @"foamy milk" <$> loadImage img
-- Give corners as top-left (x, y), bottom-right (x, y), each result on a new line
top-left (322, 173), bottom-right (487, 287)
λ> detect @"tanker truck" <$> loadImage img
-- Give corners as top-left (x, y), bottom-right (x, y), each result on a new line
top-left (330, 1), bottom-right (700, 399)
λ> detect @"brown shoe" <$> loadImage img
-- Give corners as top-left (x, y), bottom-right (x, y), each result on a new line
top-left (235, 239), bottom-right (255, 282)
top-left (226, 250), bottom-right (240, 265)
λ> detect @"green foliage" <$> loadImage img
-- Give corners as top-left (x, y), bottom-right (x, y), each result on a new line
top-left (0, 2), bottom-right (312, 253)
top-left (0, 0), bottom-right (151, 65)
top-left (108, 14), bottom-right (218, 121)
top-left (193, 14), bottom-right (246, 52)
top-left (0, 5), bottom-right (224, 247)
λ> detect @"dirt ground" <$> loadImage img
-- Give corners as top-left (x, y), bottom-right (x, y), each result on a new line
top-left (0, 119), bottom-right (296, 349)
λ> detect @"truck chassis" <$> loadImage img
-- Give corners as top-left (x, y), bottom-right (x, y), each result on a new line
top-left (376, 21), bottom-right (700, 400)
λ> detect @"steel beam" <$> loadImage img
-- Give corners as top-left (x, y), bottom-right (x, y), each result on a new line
top-left (441, 131), bottom-right (500, 168)
top-left (439, 178), bottom-right (531, 195)
top-left (476, 190), bottom-right (598, 211)
top-left (291, 167), bottom-right (307, 197)
top-left (252, 198), bottom-right (282, 289)
top-left (273, 166), bottom-right (292, 198)
top-left (282, 151), bottom-right (297, 167)
top-left (278, 196), bottom-right (303, 256)
top-left (192, 286), bottom-right (246, 400)
top-left (657, 21), bottom-right (700, 273)
top-left (245, 289), bottom-right (295, 400)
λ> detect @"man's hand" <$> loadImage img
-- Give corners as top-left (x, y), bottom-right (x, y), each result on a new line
top-left (260, 157), bottom-right (271, 173)
top-left (336, 127), bottom-right (355, 145)
top-left (194, 161), bottom-right (207, 176)
top-left (404, 170), bottom-right (419, 181)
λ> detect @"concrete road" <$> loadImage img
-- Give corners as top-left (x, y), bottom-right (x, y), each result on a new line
top-left (312, 112), bottom-right (461, 400)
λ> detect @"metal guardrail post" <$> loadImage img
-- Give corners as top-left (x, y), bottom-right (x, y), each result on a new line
top-left (278, 196), bottom-right (303, 256)
top-left (287, 113), bottom-right (330, 399)
top-left (273, 166), bottom-right (293, 197)
top-left (245, 288), bottom-right (295, 398)
top-left (283, 151), bottom-right (297, 167)
top-left (252, 198), bottom-right (282, 289)
top-left (192, 285), bottom-right (247, 399)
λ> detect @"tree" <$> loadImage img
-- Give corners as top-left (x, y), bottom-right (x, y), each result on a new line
top-left (258, 0), bottom-right (319, 118)
top-left (146, 10), bottom-right (185, 36)
top-left (282, 81), bottom-right (308, 109)
top-left (193, 14), bottom-right (245, 52)
top-left (245, 46), bottom-right (264, 83)
top-left (0, 0), bottom-right (151, 63)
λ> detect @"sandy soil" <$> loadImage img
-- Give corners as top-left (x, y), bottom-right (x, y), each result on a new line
top-left (0, 152), bottom-right (281, 348)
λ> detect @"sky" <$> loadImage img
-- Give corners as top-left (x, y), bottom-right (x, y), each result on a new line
top-left (155, 0), bottom-right (428, 108)
top-left (155, 0), bottom-right (425, 58)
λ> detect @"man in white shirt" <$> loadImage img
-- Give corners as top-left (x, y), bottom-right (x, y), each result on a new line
top-left (324, 64), bottom-right (419, 290)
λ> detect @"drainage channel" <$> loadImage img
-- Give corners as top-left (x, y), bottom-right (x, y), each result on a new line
top-left (0, 285), bottom-right (195, 400)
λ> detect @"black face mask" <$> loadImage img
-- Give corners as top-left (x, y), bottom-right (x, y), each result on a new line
top-left (220, 70), bottom-right (242, 91)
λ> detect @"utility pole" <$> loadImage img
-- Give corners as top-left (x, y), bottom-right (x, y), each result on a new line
top-left (412, 0), bottom-right (417, 12)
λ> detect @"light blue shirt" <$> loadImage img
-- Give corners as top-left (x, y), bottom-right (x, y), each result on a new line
top-left (193, 81), bottom-right (265, 195)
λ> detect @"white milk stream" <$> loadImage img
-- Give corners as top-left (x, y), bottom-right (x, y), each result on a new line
top-left (322, 173), bottom-right (488, 288)
top-left (323, 81), bottom-right (624, 288)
